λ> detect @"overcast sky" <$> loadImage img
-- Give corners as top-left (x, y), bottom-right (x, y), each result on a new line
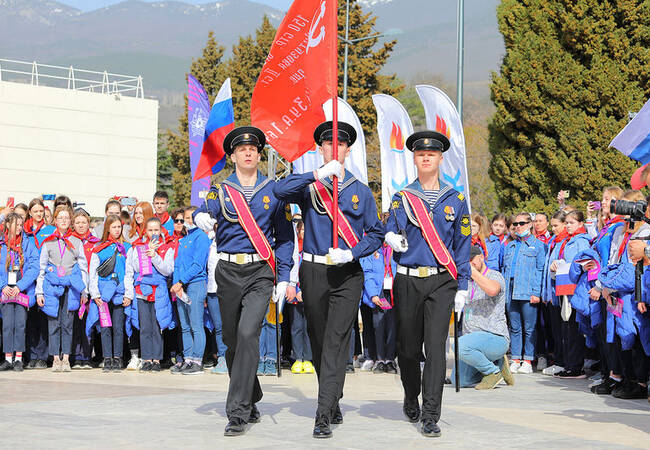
top-left (57, 0), bottom-right (294, 11)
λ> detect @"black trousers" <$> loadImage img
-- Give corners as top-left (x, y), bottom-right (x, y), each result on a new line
top-left (360, 303), bottom-right (376, 360)
top-left (27, 305), bottom-right (49, 361)
top-left (536, 301), bottom-right (554, 357)
top-left (561, 308), bottom-right (585, 371)
top-left (299, 260), bottom-right (363, 420)
top-left (597, 298), bottom-right (622, 377)
top-left (548, 303), bottom-right (564, 367)
top-left (138, 299), bottom-right (163, 361)
top-left (100, 303), bottom-right (125, 358)
top-left (394, 271), bottom-right (456, 423)
top-left (216, 260), bottom-right (274, 422)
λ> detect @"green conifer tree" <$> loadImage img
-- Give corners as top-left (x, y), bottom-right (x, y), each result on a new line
top-left (489, 0), bottom-right (650, 213)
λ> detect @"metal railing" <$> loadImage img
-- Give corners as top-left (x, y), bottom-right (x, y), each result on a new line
top-left (0, 59), bottom-right (144, 98)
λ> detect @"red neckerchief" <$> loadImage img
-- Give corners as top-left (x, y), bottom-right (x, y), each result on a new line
top-left (156, 212), bottom-right (170, 224)
top-left (550, 229), bottom-right (569, 252)
top-left (471, 235), bottom-right (488, 258)
top-left (559, 226), bottom-right (587, 259)
top-left (534, 230), bottom-right (551, 244)
top-left (42, 229), bottom-right (75, 249)
top-left (71, 230), bottom-right (99, 245)
top-left (4, 231), bottom-right (22, 253)
top-left (93, 237), bottom-right (126, 256)
top-left (618, 231), bottom-right (632, 261)
top-left (23, 218), bottom-right (43, 236)
top-left (490, 233), bottom-right (506, 244)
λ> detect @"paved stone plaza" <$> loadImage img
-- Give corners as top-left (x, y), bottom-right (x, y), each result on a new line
top-left (1, 366), bottom-right (649, 449)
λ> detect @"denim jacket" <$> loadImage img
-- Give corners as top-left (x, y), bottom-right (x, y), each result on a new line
top-left (502, 234), bottom-right (546, 301)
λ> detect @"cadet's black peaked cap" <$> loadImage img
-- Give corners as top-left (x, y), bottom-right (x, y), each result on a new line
top-left (223, 126), bottom-right (266, 155)
top-left (314, 121), bottom-right (357, 146)
top-left (405, 130), bottom-right (450, 152)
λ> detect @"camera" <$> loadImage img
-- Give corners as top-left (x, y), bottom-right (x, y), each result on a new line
top-left (610, 199), bottom-right (648, 222)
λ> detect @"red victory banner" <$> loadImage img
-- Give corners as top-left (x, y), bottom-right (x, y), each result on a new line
top-left (251, 0), bottom-right (338, 163)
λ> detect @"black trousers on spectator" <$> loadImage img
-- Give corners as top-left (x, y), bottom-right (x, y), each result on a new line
top-left (360, 303), bottom-right (376, 360)
top-left (561, 308), bottom-right (585, 371)
top-left (2, 303), bottom-right (27, 354)
top-left (163, 300), bottom-right (181, 362)
top-left (597, 298), bottom-right (622, 377)
top-left (299, 260), bottom-right (363, 420)
top-left (27, 305), bottom-right (49, 361)
top-left (72, 310), bottom-right (93, 362)
top-left (394, 271), bottom-right (456, 423)
top-left (217, 261), bottom-right (273, 422)
top-left (373, 290), bottom-right (397, 361)
top-left (619, 333), bottom-right (649, 384)
top-left (536, 302), bottom-right (554, 357)
top-left (548, 303), bottom-right (564, 367)
top-left (47, 294), bottom-right (74, 356)
top-left (100, 303), bottom-right (125, 358)
top-left (138, 299), bottom-right (163, 360)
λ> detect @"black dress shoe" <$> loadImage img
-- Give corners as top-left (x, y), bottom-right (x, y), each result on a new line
top-left (249, 404), bottom-right (261, 423)
top-left (12, 360), bottom-right (23, 372)
top-left (403, 399), bottom-right (420, 423)
top-left (421, 419), bottom-right (441, 437)
top-left (0, 360), bottom-right (12, 371)
top-left (331, 404), bottom-right (343, 425)
top-left (224, 418), bottom-right (246, 436)
top-left (112, 357), bottom-right (123, 372)
top-left (313, 419), bottom-right (332, 439)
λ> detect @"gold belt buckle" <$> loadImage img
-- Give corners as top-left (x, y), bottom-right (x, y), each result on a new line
top-left (418, 267), bottom-right (429, 277)
top-left (326, 254), bottom-right (334, 265)
top-left (235, 254), bottom-right (246, 264)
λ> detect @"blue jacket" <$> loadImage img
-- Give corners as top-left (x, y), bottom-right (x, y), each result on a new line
top-left (485, 234), bottom-right (504, 271)
top-left (568, 248), bottom-right (602, 348)
top-left (25, 223), bottom-right (56, 250)
top-left (86, 242), bottom-right (131, 336)
top-left (385, 179), bottom-right (471, 290)
top-left (592, 219), bottom-right (626, 265)
top-left (173, 227), bottom-right (211, 285)
top-left (137, 270), bottom-right (175, 331)
top-left (598, 261), bottom-right (637, 350)
top-left (0, 234), bottom-right (40, 307)
top-left (273, 169), bottom-right (383, 262)
top-left (42, 264), bottom-right (85, 318)
top-left (360, 251), bottom-right (384, 308)
top-left (638, 269), bottom-right (650, 356)
top-left (197, 171), bottom-right (295, 282)
top-left (502, 234), bottom-right (545, 301)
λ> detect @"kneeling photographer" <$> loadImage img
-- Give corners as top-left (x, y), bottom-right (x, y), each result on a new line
top-left (597, 191), bottom-right (650, 400)
top-left (453, 246), bottom-right (513, 390)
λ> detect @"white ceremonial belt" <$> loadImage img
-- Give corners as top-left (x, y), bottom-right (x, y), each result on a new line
top-left (302, 252), bottom-right (336, 266)
top-left (218, 252), bottom-right (263, 265)
top-left (397, 264), bottom-right (446, 278)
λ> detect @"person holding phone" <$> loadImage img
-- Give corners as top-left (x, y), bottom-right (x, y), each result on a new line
top-left (124, 217), bottom-right (176, 372)
top-left (35, 206), bottom-right (88, 373)
top-left (0, 213), bottom-right (39, 371)
top-left (88, 215), bottom-right (131, 372)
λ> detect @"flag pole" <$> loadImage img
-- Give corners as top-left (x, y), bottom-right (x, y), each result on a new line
top-left (331, 0), bottom-right (339, 248)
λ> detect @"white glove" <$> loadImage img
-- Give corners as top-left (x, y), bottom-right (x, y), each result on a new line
top-left (454, 290), bottom-right (468, 314)
top-left (385, 231), bottom-right (408, 253)
top-left (273, 281), bottom-right (288, 304)
top-left (316, 160), bottom-right (343, 180)
top-left (194, 212), bottom-right (216, 232)
top-left (328, 247), bottom-right (354, 265)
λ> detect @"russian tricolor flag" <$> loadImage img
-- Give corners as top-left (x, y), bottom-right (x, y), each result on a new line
top-left (555, 260), bottom-right (576, 297)
top-left (193, 78), bottom-right (235, 181)
top-left (610, 96), bottom-right (650, 163)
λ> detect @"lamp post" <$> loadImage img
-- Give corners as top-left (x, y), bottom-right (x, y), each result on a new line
top-left (339, 0), bottom-right (402, 101)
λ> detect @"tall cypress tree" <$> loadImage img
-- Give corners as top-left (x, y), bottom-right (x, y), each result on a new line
top-left (489, 0), bottom-right (650, 212)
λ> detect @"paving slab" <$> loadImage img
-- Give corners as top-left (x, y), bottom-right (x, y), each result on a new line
top-left (1, 367), bottom-right (649, 449)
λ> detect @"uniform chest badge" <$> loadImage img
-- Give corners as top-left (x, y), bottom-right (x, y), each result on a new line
top-left (392, 200), bottom-right (400, 210)
top-left (263, 195), bottom-right (270, 210)
top-left (352, 194), bottom-right (359, 210)
top-left (444, 205), bottom-right (455, 221)
top-left (460, 214), bottom-right (471, 236)
top-left (206, 191), bottom-right (218, 200)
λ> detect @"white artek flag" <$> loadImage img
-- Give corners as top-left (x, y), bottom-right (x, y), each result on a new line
top-left (292, 97), bottom-right (368, 185)
top-left (415, 84), bottom-right (471, 212)
top-left (372, 94), bottom-right (416, 212)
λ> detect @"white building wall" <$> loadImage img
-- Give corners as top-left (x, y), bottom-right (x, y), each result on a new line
top-left (0, 81), bottom-right (158, 216)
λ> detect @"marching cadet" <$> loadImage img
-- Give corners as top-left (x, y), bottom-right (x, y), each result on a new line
top-left (385, 130), bottom-right (470, 438)
top-left (273, 121), bottom-right (384, 439)
top-left (193, 126), bottom-right (294, 437)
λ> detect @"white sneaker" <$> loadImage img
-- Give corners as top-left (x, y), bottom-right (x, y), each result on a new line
top-left (537, 356), bottom-right (548, 371)
top-left (126, 356), bottom-right (140, 371)
top-left (360, 359), bottom-right (375, 372)
top-left (542, 365), bottom-right (564, 376)
top-left (509, 361), bottom-right (521, 373)
top-left (517, 361), bottom-right (533, 374)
